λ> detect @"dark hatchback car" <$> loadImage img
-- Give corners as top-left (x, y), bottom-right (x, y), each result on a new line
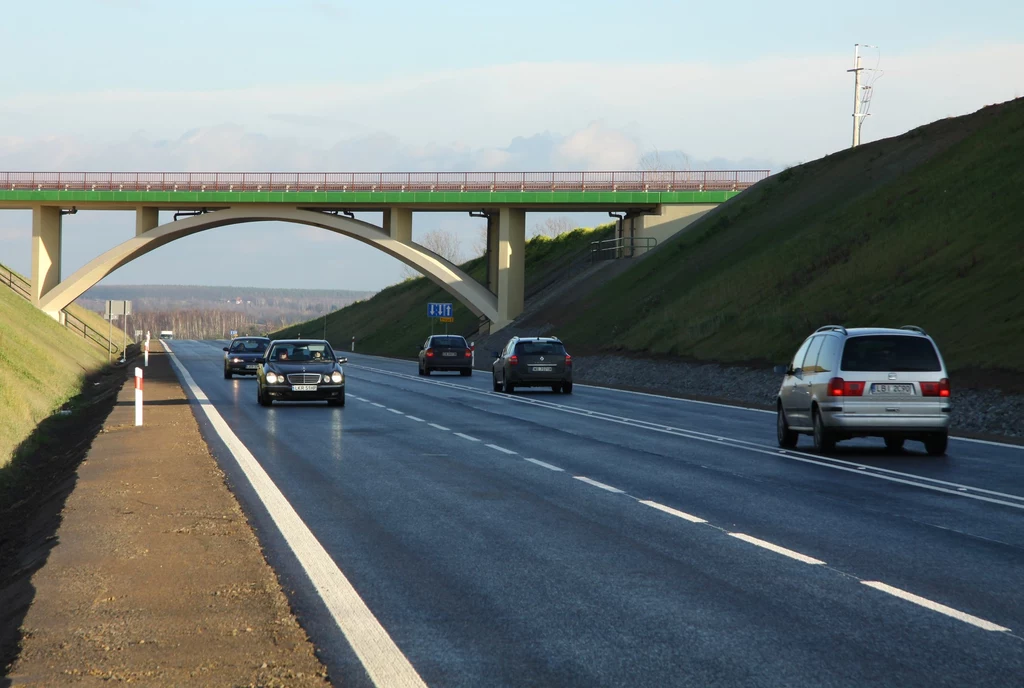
top-left (223, 336), bottom-right (270, 378)
top-left (492, 336), bottom-right (572, 394)
top-left (418, 334), bottom-right (473, 376)
top-left (257, 339), bottom-right (347, 407)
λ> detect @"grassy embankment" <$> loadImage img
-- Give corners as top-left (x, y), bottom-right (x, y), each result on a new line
top-left (273, 224), bottom-right (615, 357)
top-left (557, 98), bottom-right (1024, 376)
top-left (0, 267), bottom-right (127, 472)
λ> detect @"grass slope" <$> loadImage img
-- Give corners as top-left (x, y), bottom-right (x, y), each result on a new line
top-left (273, 225), bottom-right (614, 357)
top-left (558, 98), bottom-right (1024, 376)
top-left (0, 269), bottom-right (128, 468)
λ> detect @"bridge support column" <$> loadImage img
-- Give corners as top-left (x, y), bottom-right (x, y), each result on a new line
top-left (494, 207), bottom-right (525, 331)
top-left (31, 206), bottom-right (62, 312)
top-left (136, 206), bottom-right (159, 236)
top-left (383, 208), bottom-right (412, 242)
top-left (486, 213), bottom-right (499, 294)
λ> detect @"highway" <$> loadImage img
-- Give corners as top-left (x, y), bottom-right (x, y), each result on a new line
top-left (167, 340), bottom-right (1024, 687)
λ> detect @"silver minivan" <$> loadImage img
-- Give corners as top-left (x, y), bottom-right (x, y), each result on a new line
top-left (775, 326), bottom-right (951, 455)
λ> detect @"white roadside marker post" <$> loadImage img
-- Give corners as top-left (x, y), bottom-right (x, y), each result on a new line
top-left (135, 367), bottom-right (143, 426)
top-left (144, 338), bottom-right (149, 367)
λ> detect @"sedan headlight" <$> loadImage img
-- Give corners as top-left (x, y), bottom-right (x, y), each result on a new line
top-left (266, 372), bottom-right (280, 384)
top-left (232, 357), bottom-right (243, 363)
top-left (331, 370), bottom-right (343, 383)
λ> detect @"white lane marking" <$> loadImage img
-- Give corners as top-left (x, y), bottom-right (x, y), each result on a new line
top-left (387, 408), bottom-right (404, 415)
top-left (524, 458), bottom-right (565, 472)
top-left (574, 476), bottom-right (624, 493)
top-left (486, 443), bottom-right (517, 455)
top-left (639, 500), bottom-right (707, 523)
top-left (371, 402), bottom-right (386, 408)
top-left (347, 364), bottom-right (1024, 510)
top-left (951, 436), bottom-right (1024, 450)
top-left (429, 423), bottom-right (450, 431)
top-left (160, 342), bottom-right (428, 688)
top-left (406, 415), bottom-right (425, 422)
top-left (728, 533), bottom-right (826, 565)
top-left (454, 433), bottom-right (480, 442)
top-left (862, 581), bottom-right (1010, 632)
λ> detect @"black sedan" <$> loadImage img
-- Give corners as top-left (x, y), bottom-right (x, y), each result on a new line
top-left (417, 334), bottom-right (474, 376)
top-left (223, 336), bottom-right (270, 378)
top-left (257, 339), bottom-right (347, 407)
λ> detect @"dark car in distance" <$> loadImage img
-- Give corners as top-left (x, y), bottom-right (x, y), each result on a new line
top-left (257, 339), bottom-right (347, 407)
top-left (492, 336), bottom-right (572, 394)
top-left (223, 336), bottom-right (271, 378)
top-left (418, 334), bottom-right (473, 376)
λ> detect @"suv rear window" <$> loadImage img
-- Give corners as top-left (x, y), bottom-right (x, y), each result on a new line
top-left (431, 336), bottom-right (468, 348)
top-left (515, 341), bottom-right (566, 356)
top-left (840, 336), bottom-right (941, 372)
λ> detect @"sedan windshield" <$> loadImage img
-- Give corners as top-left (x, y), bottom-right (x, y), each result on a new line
top-left (268, 343), bottom-right (335, 363)
top-left (229, 339), bottom-right (269, 353)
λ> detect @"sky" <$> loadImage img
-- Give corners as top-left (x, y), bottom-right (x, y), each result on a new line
top-left (1, 0), bottom-right (1022, 291)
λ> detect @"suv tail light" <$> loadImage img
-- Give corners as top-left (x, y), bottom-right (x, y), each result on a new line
top-left (464, 349), bottom-right (473, 358)
top-left (920, 378), bottom-right (951, 397)
top-left (565, 354), bottom-right (572, 367)
top-left (426, 348), bottom-right (434, 358)
top-left (827, 377), bottom-right (864, 397)
top-left (509, 355), bottom-right (518, 366)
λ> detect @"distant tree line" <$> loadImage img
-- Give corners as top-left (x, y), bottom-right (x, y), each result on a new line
top-left (131, 309), bottom-right (270, 340)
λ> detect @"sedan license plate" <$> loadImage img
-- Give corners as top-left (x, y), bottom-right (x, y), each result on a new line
top-left (442, 352), bottom-right (457, 357)
top-left (532, 366), bottom-right (553, 373)
top-left (871, 383), bottom-right (914, 395)
top-left (245, 364), bottom-right (257, 369)
top-left (291, 384), bottom-right (317, 392)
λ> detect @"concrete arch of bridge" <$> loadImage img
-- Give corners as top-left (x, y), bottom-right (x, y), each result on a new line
top-left (37, 205), bottom-right (500, 326)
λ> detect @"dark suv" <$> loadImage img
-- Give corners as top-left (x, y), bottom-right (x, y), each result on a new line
top-left (418, 334), bottom-right (473, 376)
top-left (492, 336), bottom-right (572, 394)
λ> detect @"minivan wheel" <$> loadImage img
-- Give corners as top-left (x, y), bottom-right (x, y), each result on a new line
top-left (812, 408), bottom-right (836, 454)
top-left (461, 368), bottom-right (472, 377)
top-left (562, 382), bottom-right (573, 394)
top-left (884, 437), bottom-right (905, 452)
top-left (503, 378), bottom-right (515, 394)
top-left (924, 432), bottom-right (948, 457)
top-left (777, 404), bottom-right (798, 448)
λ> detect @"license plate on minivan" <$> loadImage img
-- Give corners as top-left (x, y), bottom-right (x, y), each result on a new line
top-left (871, 383), bottom-right (914, 395)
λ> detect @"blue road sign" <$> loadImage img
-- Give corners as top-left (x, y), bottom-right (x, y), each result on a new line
top-left (427, 302), bottom-right (453, 318)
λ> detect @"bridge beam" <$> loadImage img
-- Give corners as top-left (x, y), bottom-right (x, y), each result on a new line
top-left (495, 207), bottom-right (525, 330)
top-left (383, 208), bottom-right (412, 242)
top-left (136, 206), bottom-right (159, 236)
top-left (31, 206), bottom-right (62, 311)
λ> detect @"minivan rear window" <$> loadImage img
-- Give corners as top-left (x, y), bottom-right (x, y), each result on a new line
top-left (840, 336), bottom-right (941, 372)
top-left (431, 336), bottom-right (468, 348)
top-left (516, 341), bottom-right (565, 356)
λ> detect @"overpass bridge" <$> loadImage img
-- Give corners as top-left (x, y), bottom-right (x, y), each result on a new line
top-left (0, 170), bottom-right (768, 332)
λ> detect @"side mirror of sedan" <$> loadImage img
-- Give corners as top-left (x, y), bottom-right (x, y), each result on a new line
top-left (223, 347), bottom-right (229, 351)
top-left (773, 364), bottom-right (790, 375)
top-left (338, 357), bottom-right (348, 365)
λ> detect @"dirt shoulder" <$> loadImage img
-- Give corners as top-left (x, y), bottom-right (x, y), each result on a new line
top-left (3, 351), bottom-right (329, 686)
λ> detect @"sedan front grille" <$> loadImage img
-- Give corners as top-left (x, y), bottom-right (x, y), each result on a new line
top-left (287, 373), bottom-right (322, 384)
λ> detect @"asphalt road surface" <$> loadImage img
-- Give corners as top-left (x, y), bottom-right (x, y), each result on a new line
top-left (166, 340), bottom-right (1024, 687)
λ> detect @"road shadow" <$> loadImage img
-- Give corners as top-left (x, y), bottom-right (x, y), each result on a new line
top-left (0, 354), bottom-right (131, 684)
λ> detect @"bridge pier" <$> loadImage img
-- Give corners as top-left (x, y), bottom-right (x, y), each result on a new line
top-left (383, 208), bottom-right (412, 242)
top-left (486, 213), bottom-right (499, 294)
top-left (136, 206), bottom-right (159, 236)
top-left (31, 206), bottom-right (62, 312)
top-left (495, 207), bottom-right (525, 330)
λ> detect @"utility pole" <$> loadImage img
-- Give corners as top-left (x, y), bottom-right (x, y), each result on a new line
top-left (848, 43), bottom-right (880, 148)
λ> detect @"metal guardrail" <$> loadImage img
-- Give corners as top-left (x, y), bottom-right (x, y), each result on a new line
top-left (590, 236), bottom-right (659, 260)
top-left (0, 170), bottom-right (770, 194)
top-left (0, 263), bottom-right (120, 355)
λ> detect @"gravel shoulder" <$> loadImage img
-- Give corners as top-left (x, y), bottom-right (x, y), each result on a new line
top-left (3, 350), bottom-right (329, 686)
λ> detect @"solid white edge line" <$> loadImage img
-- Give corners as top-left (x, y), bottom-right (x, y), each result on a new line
top-left (387, 408), bottom-right (404, 415)
top-left (370, 402), bottom-right (386, 408)
top-left (524, 458), bottom-right (565, 472)
top-left (639, 500), bottom-right (707, 523)
top-left (161, 342), bottom-right (428, 687)
top-left (428, 423), bottom-right (450, 431)
top-left (862, 581), bottom-right (1010, 632)
top-left (729, 533), bottom-right (826, 565)
top-left (574, 476), bottom-right (624, 493)
top-left (347, 365), bottom-right (1024, 510)
top-left (454, 433), bottom-right (480, 442)
top-left (405, 415), bottom-right (425, 422)
top-left (485, 443), bottom-right (517, 455)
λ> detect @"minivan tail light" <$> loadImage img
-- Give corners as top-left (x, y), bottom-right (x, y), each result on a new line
top-left (565, 354), bottom-right (572, 366)
top-left (921, 378), bottom-right (951, 397)
top-left (465, 349), bottom-right (473, 358)
top-left (827, 377), bottom-right (864, 397)
top-left (509, 355), bottom-right (518, 365)
top-left (426, 348), bottom-right (434, 358)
